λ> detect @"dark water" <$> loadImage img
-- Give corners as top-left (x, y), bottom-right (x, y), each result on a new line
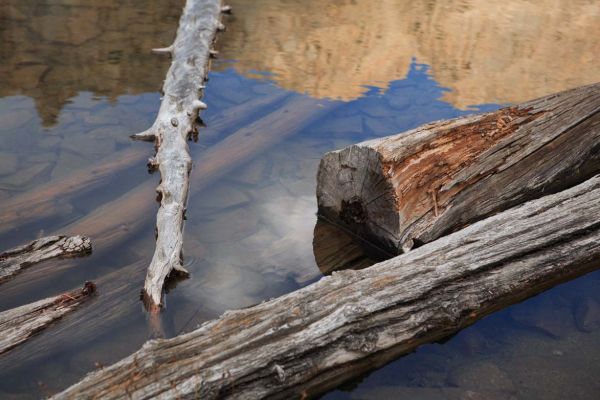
top-left (0, 0), bottom-right (599, 398)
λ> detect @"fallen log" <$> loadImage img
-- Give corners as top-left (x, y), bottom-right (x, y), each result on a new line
top-left (0, 282), bottom-right (96, 355)
top-left (317, 83), bottom-right (600, 254)
top-left (0, 235), bottom-right (91, 284)
top-left (53, 174), bottom-right (600, 399)
top-left (134, 0), bottom-right (229, 311)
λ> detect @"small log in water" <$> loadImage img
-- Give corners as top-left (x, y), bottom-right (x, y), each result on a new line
top-left (129, 0), bottom-right (227, 310)
top-left (0, 235), bottom-right (91, 284)
top-left (0, 282), bottom-right (96, 355)
top-left (53, 175), bottom-right (600, 399)
top-left (317, 83), bottom-right (600, 254)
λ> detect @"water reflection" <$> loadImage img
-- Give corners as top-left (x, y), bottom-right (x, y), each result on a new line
top-left (0, 0), bottom-right (183, 125)
top-left (313, 219), bottom-right (388, 275)
top-left (218, 0), bottom-right (600, 108)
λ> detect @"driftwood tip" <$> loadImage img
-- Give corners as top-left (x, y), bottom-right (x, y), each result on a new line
top-left (152, 45), bottom-right (173, 54)
top-left (141, 289), bottom-right (163, 314)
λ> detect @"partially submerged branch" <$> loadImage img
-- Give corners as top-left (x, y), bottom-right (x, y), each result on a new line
top-left (0, 236), bottom-right (91, 284)
top-left (0, 282), bottom-right (96, 355)
top-left (135, 0), bottom-right (227, 311)
top-left (53, 175), bottom-right (600, 399)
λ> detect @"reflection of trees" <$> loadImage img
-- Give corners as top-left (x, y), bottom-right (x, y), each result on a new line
top-left (217, 0), bottom-right (600, 107)
top-left (0, 0), bottom-right (184, 125)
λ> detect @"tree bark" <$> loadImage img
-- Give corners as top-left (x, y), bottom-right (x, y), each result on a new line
top-left (0, 235), bottom-right (91, 284)
top-left (317, 83), bottom-right (600, 254)
top-left (53, 174), bottom-right (600, 400)
top-left (0, 282), bottom-right (96, 355)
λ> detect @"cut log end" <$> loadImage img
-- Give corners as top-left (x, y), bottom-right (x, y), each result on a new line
top-left (317, 146), bottom-right (401, 253)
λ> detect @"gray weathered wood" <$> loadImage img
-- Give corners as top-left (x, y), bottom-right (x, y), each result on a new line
top-left (134, 0), bottom-right (226, 310)
top-left (0, 235), bottom-right (91, 284)
top-left (0, 282), bottom-right (95, 355)
top-left (317, 83), bottom-right (600, 254)
top-left (53, 174), bottom-right (600, 399)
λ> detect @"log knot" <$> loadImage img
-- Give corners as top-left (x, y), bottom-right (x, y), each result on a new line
top-left (344, 331), bottom-right (379, 353)
top-left (272, 363), bottom-right (286, 383)
top-left (340, 196), bottom-right (367, 225)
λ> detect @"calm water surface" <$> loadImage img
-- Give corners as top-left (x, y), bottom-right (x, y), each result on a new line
top-left (0, 0), bottom-right (599, 398)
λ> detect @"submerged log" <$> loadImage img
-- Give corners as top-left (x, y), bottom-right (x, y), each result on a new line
top-left (0, 96), bottom-right (338, 375)
top-left (0, 90), bottom-right (289, 238)
top-left (53, 174), bottom-right (600, 399)
top-left (317, 83), bottom-right (600, 254)
top-left (0, 235), bottom-right (91, 284)
top-left (0, 282), bottom-right (96, 355)
top-left (58, 97), bottom-right (333, 255)
top-left (132, 0), bottom-right (226, 310)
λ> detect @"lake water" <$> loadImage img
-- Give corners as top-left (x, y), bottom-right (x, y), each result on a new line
top-left (0, 0), bottom-right (599, 398)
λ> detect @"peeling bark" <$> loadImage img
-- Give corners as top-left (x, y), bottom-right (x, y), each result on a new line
top-left (0, 282), bottom-right (96, 355)
top-left (317, 83), bottom-right (600, 254)
top-left (0, 235), bottom-right (91, 284)
top-left (133, 0), bottom-right (225, 310)
top-left (53, 175), bottom-right (600, 400)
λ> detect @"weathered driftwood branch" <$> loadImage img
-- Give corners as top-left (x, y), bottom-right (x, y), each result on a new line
top-left (0, 235), bottom-right (91, 284)
top-left (54, 174), bottom-right (600, 399)
top-left (0, 282), bottom-right (96, 355)
top-left (317, 83), bottom-right (600, 254)
top-left (131, 0), bottom-right (226, 310)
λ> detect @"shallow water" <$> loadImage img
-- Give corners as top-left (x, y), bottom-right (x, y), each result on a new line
top-left (0, 0), bottom-right (599, 398)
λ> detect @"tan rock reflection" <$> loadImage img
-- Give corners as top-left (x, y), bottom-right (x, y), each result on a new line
top-left (218, 0), bottom-right (600, 107)
top-left (0, 0), bottom-right (184, 125)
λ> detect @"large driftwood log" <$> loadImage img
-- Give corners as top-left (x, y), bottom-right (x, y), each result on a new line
top-left (317, 83), bottom-right (600, 254)
top-left (53, 174), bottom-right (600, 399)
top-left (0, 235), bottom-right (91, 284)
top-left (131, 0), bottom-right (226, 310)
top-left (0, 282), bottom-right (95, 355)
